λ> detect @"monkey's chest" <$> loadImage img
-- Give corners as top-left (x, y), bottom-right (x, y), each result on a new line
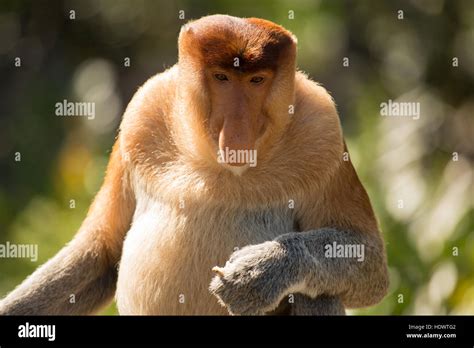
top-left (115, 199), bottom-right (296, 315)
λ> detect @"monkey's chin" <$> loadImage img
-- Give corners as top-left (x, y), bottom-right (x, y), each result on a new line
top-left (221, 162), bottom-right (250, 176)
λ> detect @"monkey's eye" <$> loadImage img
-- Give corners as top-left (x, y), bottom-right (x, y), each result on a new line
top-left (214, 73), bottom-right (229, 81)
top-left (250, 76), bottom-right (264, 84)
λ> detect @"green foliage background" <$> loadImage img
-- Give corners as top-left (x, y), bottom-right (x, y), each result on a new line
top-left (0, 0), bottom-right (472, 315)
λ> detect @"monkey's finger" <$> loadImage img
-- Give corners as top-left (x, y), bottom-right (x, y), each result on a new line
top-left (212, 266), bottom-right (225, 277)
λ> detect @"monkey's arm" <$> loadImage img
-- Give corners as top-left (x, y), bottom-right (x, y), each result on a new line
top-left (0, 139), bottom-right (135, 315)
top-left (210, 160), bottom-right (389, 315)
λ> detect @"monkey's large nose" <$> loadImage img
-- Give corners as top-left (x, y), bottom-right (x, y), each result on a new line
top-left (218, 120), bottom-right (255, 166)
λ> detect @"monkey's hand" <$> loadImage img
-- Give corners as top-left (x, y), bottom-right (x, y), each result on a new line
top-left (209, 238), bottom-right (307, 315)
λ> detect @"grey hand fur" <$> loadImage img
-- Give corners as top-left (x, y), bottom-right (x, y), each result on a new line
top-left (209, 228), bottom-right (388, 315)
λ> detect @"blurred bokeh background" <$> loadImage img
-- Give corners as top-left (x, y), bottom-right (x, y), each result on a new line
top-left (0, 0), bottom-right (472, 315)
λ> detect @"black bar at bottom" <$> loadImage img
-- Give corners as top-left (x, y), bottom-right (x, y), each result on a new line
top-left (0, 315), bottom-right (473, 346)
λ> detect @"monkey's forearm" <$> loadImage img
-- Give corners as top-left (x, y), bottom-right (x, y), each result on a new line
top-left (0, 236), bottom-right (117, 315)
top-left (210, 227), bottom-right (388, 314)
top-left (277, 228), bottom-right (389, 308)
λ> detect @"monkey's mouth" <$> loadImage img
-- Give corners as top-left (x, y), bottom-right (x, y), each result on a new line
top-left (221, 162), bottom-right (250, 176)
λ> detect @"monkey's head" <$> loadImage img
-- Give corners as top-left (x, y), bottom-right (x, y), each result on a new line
top-left (177, 15), bottom-right (297, 173)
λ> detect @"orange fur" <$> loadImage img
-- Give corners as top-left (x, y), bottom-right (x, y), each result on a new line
top-left (113, 16), bottom-right (383, 314)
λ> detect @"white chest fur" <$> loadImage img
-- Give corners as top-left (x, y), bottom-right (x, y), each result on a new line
top-left (115, 195), bottom-right (295, 315)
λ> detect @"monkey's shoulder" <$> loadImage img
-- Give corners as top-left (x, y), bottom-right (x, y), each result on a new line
top-left (119, 67), bottom-right (179, 164)
top-left (285, 73), bottom-right (344, 159)
top-left (125, 66), bottom-right (178, 120)
top-left (294, 72), bottom-right (340, 127)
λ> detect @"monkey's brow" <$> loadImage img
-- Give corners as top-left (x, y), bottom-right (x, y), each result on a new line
top-left (199, 39), bottom-right (282, 72)
top-left (206, 53), bottom-right (278, 73)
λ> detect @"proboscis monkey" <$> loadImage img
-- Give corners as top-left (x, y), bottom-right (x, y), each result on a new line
top-left (0, 15), bottom-right (389, 315)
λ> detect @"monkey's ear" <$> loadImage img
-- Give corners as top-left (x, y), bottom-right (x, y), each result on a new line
top-left (178, 22), bottom-right (199, 62)
top-left (180, 23), bottom-right (194, 36)
top-left (178, 23), bottom-right (192, 45)
top-left (287, 33), bottom-right (298, 47)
